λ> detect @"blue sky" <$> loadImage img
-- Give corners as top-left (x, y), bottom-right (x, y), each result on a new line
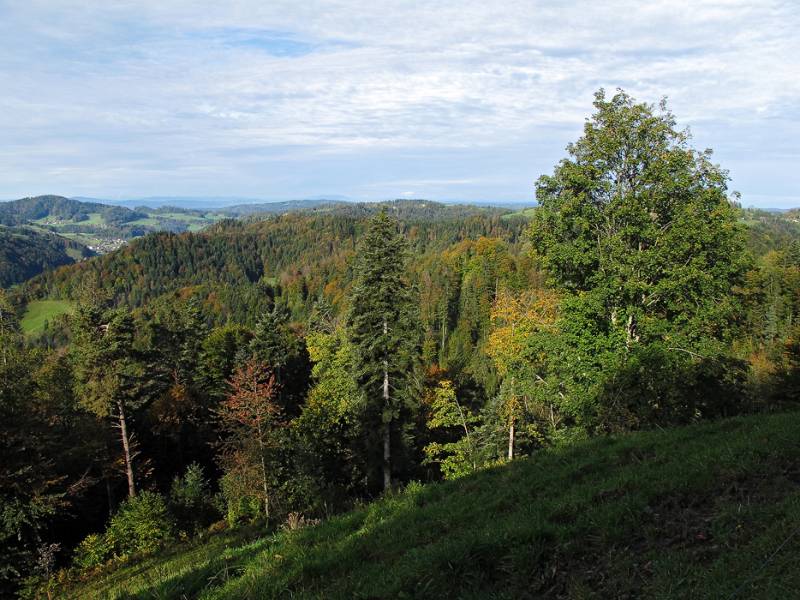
top-left (0, 1), bottom-right (798, 206)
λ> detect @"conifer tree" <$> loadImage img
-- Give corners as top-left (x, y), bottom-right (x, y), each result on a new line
top-left (70, 305), bottom-right (154, 498)
top-left (348, 210), bottom-right (420, 492)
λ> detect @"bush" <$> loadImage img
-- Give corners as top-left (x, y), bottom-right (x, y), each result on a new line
top-left (106, 491), bottom-right (174, 558)
top-left (73, 533), bottom-right (111, 570)
top-left (169, 463), bottom-right (219, 535)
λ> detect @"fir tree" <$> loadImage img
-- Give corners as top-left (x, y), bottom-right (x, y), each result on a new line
top-left (348, 210), bottom-right (420, 492)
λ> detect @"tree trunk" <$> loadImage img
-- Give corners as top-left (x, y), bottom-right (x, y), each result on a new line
top-left (117, 400), bottom-right (136, 498)
top-left (256, 418), bottom-right (270, 522)
top-left (507, 420), bottom-right (515, 461)
top-left (105, 475), bottom-right (115, 517)
top-left (507, 376), bottom-right (516, 461)
top-left (383, 319), bottom-right (391, 492)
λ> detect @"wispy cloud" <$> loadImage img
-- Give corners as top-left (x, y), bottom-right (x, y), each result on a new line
top-left (0, 1), bottom-right (798, 204)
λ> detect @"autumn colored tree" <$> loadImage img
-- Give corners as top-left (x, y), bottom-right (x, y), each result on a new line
top-left (217, 358), bottom-right (281, 521)
top-left (486, 288), bottom-right (560, 459)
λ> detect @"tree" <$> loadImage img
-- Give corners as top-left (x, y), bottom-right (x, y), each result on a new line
top-left (348, 210), bottom-right (420, 492)
top-left (240, 307), bottom-right (311, 416)
top-left (423, 380), bottom-right (481, 479)
top-left (293, 327), bottom-right (366, 501)
top-left (486, 288), bottom-right (560, 458)
top-left (216, 358), bottom-right (281, 521)
top-left (530, 89), bottom-right (747, 350)
top-left (71, 305), bottom-right (156, 498)
top-left (528, 89), bottom-right (748, 429)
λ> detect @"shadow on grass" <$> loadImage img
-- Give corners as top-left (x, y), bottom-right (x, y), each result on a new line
top-left (121, 536), bottom-right (272, 600)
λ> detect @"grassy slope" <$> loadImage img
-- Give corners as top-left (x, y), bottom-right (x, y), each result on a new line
top-left (20, 299), bottom-right (73, 334)
top-left (69, 411), bottom-right (800, 599)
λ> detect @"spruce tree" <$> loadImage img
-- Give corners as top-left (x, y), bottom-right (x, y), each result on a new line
top-left (348, 210), bottom-right (419, 492)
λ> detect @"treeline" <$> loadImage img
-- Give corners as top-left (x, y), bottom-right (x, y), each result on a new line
top-left (2, 91), bottom-right (800, 597)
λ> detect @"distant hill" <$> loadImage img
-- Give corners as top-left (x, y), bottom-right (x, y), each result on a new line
top-left (22, 200), bottom-right (521, 314)
top-left (0, 195), bottom-right (142, 227)
top-left (0, 226), bottom-right (93, 287)
top-left (219, 199), bottom-right (350, 215)
top-left (0, 195), bottom-right (227, 250)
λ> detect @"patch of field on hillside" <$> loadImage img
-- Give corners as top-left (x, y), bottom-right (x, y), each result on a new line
top-left (20, 299), bottom-right (74, 334)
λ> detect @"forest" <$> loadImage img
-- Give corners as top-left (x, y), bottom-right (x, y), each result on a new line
top-left (2, 90), bottom-right (800, 598)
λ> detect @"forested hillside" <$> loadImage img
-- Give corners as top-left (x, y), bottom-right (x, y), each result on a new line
top-left (2, 91), bottom-right (800, 599)
top-left (0, 226), bottom-right (92, 287)
top-left (0, 196), bottom-right (138, 227)
top-left (0, 196), bottom-right (225, 254)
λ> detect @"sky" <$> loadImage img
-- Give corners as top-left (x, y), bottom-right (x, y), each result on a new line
top-left (0, 1), bottom-right (798, 207)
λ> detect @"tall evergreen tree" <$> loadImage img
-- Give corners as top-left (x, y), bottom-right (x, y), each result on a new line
top-left (348, 210), bottom-right (420, 492)
top-left (70, 305), bottom-right (157, 498)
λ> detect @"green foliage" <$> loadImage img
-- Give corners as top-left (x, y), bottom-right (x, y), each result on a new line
top-left (293, 327), bottom-right (366, 501)
top-left (73, 533), bottom-right (111, 570)
top-left (106, 491), bottom-right (175, 558)
top-left (219, 469), bottom-right (263, 526)
top-left (528, 89), bottom-right (749, 432)
top-left (423, 380), bottom-right (482, 479)
top-left (348, 210), bottom-right (422, 490)
top-left (169, 463), bottom-right (218, 535)
top-left (0, 225), bottom-right (91, 287)
top-left (196, 324), bottom-right (253, 401)
top-left (530, 89), bottom-right (747, 347)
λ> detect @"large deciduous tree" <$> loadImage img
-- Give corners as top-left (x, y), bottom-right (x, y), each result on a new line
top-left (529, 89), bottom-right (748, 430)
top-left (348, 210), bottom-right (420, 492)
top-left (530, 89), bottom-right (747, 349)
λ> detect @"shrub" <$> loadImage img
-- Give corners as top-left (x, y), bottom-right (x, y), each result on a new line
top-left (169, 463), bottom-right (219, 534)
top-left (106, 491), bottom-right (174, 558)
top-left (73, 533), bottom-right (110, 570)
top-left (219, 466), bottom-right (263, 526)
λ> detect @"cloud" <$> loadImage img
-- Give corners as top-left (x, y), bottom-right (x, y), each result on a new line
top-left (0, 0), bottom-right (798, 203)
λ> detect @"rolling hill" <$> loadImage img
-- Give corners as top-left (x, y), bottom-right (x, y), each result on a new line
top-left (0, 226), bottom-right (93, 287)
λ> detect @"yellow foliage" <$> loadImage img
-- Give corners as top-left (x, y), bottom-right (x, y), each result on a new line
top-left (486, 288), bottom-right (560, 376)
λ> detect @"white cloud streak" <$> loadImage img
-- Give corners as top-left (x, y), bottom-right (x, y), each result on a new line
top-left (0, 0), bottom-right (798, 203)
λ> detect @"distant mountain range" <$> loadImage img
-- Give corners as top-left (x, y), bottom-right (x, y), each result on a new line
top-left (69, 195), bottom-right (534, 211)
top-left (71, 195), bottom-right (356, 210)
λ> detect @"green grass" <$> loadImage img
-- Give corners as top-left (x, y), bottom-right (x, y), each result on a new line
top-left (65, 411), bottom-right (800, 599)
top-left (20, 299), bottom-right (74, 334)
top-left (125, 217), bottom-right (161, 227)
top-left (501, 207), bottom-right (537, 220)
top-left (127, 213), bottom-right (223, 231)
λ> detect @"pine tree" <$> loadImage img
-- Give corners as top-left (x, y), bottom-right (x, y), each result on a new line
top-left (70, 305), bottom-right (156, 498)
top-left (348, 210), bottom-right (420, 492)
